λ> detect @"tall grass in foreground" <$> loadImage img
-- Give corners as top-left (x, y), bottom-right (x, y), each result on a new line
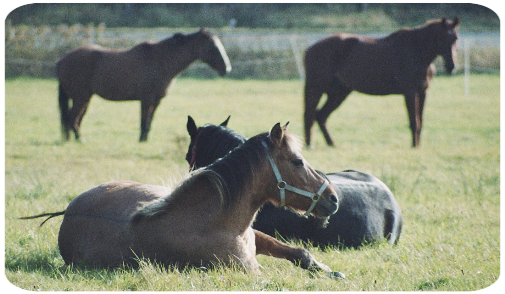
top-left (4, 75), bottom-right (500, 291)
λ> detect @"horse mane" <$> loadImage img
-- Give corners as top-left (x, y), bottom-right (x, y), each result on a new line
top-left (134, 131), bottom-right (303, 222)
top-left (193, 124), bottom-right (246, 169)
top-left (157, 28), bottom-right (214, 47)
top-left (384, 18), bottom-right (446, 43)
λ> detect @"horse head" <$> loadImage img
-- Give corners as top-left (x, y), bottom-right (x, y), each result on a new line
top-left (196, 28), bottom-right (232, 76)
top-left (436, 17), bottom-right (460, 74)
top-left (263, 123), bottom-right (339, 218)
top-left (186, 115), bottom-right (243, 171)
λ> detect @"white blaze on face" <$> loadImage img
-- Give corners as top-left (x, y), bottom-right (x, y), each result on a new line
top-left (212, 35), bottom-right (232, 73)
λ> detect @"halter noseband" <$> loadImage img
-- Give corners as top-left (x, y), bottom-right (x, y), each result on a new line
top-left (262, 141), bottom-right (329, 216)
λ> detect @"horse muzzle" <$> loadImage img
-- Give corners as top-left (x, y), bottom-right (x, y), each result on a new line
top-left (219, 64), bottom-right (232, 76)
top-left (444, 62), bottom-right (455, 75)
top-left (311, 193), bottom-right (339, 218)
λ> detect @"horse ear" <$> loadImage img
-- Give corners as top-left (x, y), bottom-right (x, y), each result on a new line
top-left (452, 16), bottom-right (460, 27)
top-left (187, 116), bottom-right (198, 137)
top-left (220, 115), bottom-right (231, 127)
top-left (268, 122), bottom-right (289, 148)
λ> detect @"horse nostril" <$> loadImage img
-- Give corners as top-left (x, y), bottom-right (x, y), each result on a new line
top-left (330, 194), bottom-right (338, 204)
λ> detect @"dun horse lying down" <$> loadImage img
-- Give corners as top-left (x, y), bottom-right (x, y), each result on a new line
top-left (22, 123), bottom-right (340, 274)
top-left (186, 116), bottom-right (402, 248)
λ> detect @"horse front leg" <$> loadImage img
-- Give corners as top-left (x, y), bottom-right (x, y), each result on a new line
top-left (254, 229), bottom-right (331, 272)
top-left (139, 98), bottom-right (161, 142)
top-left (404, 92), bottom-right (421, 147)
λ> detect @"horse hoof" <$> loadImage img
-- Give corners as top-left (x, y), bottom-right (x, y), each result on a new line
top-left (327, 271), bottom-right (346, 279)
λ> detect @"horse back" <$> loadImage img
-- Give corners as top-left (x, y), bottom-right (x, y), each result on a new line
top-left (306, 33), bottom-right (428, 95)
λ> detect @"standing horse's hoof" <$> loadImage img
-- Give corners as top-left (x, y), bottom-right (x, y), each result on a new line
top-left (327, 271), bottom-right (346, 279)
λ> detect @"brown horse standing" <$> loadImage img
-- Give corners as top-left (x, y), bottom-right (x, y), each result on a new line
top-left (23, 123), bottom-right (339, 273)
top-left (57, 28), bottom-right (231, 142)
top-left (304, 17), bottom-right (459, 148)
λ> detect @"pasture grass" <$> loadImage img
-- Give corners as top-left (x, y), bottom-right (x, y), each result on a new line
top-left (3, 75), bottom-right (500, 291)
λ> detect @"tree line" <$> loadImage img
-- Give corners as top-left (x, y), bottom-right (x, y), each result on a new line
top-left (0, 0), bottom-right (505, 27)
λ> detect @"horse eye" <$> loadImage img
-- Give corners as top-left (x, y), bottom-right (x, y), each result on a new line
top-left (291, 159), bottom-right (304, 167)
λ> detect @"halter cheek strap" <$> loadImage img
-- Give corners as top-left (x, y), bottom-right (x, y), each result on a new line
top-left (262, 141), bottom-right (329, 216)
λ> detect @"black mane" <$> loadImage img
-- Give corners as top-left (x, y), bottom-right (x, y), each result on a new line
top-left (188, 124), bottom-right (246, 169)
top-left (134, 132), bottom-right (268, 222)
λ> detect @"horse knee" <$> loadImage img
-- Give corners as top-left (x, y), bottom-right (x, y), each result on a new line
top-left (295, 248), bottom-right (331, 272)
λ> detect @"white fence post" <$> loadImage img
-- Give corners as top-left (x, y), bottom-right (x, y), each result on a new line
top-left (464, 38), bottom-right (470, 96)
top-left (289, 36), bottom-right (305, 80)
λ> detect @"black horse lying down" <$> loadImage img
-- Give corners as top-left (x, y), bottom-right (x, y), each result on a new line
top-left (186, 116), bottom-right (403, 248)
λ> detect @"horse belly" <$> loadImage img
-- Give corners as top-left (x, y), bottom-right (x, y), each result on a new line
top-left (337, 47), bottom-right (405, 95)
top-left (91, 68), bottom-right (138, 101)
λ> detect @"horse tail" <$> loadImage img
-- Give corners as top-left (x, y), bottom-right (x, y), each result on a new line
top-left (384, 209), bottom-right (402, 245)
top-left (20, 210), bottom-right (66, 227)
top-left (58, 83), bottom-right (71, 140)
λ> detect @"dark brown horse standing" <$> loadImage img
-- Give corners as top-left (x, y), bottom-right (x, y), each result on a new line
top-left (304, 17), bottom-right (459, 147)
top-left (57, 28), bottom-right (231, 142)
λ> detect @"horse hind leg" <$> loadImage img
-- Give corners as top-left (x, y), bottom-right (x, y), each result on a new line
top-left (303, 83), bottom-right (324, 148)
top-left (384, 209), bottom-right (402, 245)
top-left (316, 83), bottom-right (351, 146)
top-left (139, 99), bottom-right (161, 142)
top-left (69, 95), bottom-right (92, 142)
top-left (58, 84), bottom-right (72, 141)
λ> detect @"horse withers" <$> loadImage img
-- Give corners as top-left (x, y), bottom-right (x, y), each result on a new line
top-left (57, 28), bottom-right (231, 142)
top-left (23, 123), bottom-right (339, 274)
top-left (186, 116), bottom-right (402, 248)
top-left (304, 17), bottom-right (459, 148)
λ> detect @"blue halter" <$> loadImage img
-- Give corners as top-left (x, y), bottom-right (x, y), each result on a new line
top-left (262, 141), bottom-right (329, 216)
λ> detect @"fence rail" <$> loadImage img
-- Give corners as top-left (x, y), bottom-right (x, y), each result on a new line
top-left (5, 24), bottom-right (500, 79)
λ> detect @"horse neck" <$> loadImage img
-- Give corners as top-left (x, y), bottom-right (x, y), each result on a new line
top-left (390, 27), bottom-right (440, 66)
top-left (202, 138), bottom-right (276, 230)
top-left (412, 25), bottom-right (444, 65)
top-left (154, 37), bottom-right (200, 75)
top-left (185, 170), bottom-right (271, 234)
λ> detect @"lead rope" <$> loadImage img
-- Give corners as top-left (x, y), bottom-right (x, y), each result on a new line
top-left (262, 141), bottom-right (329, 216)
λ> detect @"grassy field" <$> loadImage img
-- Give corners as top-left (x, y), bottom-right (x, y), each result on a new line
top-left (3, 75), bottom-right (500, 291)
